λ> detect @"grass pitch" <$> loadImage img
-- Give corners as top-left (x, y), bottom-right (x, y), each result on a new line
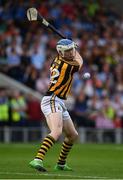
top-left (0, 143), bottom-right (123, 179)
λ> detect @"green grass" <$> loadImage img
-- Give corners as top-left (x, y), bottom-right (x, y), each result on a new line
top-left (0, 143), bottom-right (123, 179)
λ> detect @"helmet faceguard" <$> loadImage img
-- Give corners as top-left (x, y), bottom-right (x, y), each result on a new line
top-left (56, 39), bottom-right (77, 58)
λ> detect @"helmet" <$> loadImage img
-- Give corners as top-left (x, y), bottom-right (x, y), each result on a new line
top-left (56, 39), bottom-right (76, 56)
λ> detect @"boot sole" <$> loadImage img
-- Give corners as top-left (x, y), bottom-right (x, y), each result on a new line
top-left (30, 164), bottom-right (47, 172)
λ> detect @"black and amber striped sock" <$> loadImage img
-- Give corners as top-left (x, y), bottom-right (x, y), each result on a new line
top-left (57, 141), bottom-right (73, 165)
top-left (35, 135), bottom-right (55, 161)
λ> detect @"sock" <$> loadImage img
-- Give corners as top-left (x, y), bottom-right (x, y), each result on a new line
top-left (57, 141), bottom-right (73, 166)
top-left (35, 135), bottom-right (55, 161)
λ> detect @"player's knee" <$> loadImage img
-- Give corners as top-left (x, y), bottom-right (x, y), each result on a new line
top-left (55, 130), bottom-right (62, 139)
top-left (50, 129), bottom-right (62, 141)
top-left (69, 131), bottom-right (79, 142)
top-left (73, 131), bottom-right (79, 141)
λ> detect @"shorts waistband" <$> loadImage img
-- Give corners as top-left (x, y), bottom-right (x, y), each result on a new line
top-left (45, 92), bottom-right (66, 100)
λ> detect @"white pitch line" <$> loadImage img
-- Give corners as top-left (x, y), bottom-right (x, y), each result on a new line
top-left (0, 171), bottom-right (109, 179)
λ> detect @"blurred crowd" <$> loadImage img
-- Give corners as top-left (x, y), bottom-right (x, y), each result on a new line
top-left (0, 0), bottom-right (123, 129)
top-left (0, 88), bottom-right (44, 127)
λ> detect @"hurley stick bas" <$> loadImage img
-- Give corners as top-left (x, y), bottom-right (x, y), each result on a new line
top-left (27, 7), bottom-right (66, 38)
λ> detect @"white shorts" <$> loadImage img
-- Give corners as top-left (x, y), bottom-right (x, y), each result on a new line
top-left (41, 94), bottom-right (71, 121)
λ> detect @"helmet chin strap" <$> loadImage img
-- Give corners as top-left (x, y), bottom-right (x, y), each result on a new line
top-left (59, 50), bottom-right (64, 58)
top-left (59, 47), bottom-right (76, 59)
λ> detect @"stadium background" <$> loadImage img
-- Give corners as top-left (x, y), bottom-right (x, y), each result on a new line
top-left (0, 0), bottom-right (123, 142)
top-left (0, 0), bottom-right (123, 179)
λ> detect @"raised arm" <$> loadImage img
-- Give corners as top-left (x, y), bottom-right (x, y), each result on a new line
top-left (74, 50), bottom-right (83, 70)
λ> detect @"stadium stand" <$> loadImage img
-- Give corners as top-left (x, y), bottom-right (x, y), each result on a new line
top-left (0, 0), bottom-right (123, 142)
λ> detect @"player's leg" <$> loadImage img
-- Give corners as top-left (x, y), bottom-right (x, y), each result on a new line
top-left (29, 95), bottom-right (63, 171)
top-left (35, 112), bottom-right (63, 159)
top-left (55, 113), bottom-right (78, 171)
top-left (30, 112), bottom-right (63, 171)
top-left (63, 117), bottom-right (78, 144)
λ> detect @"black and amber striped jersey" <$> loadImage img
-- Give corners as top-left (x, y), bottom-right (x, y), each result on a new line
top-left (46, 55), bottom-right (80, 99)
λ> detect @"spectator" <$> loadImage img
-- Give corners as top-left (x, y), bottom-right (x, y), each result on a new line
top-left (27, 95), bottom-right (44, 127)
top-left (96, 97), bottom-right (116, 129)
top-left (0, 0), bottom-right (123, 133)
top-left (24, 65), bottom-right (38, 89)
top-left (30, 41), bottom-right (46, 71)
top-left (0, 88), bottom-right (9, 126)
top-left (74, 90), bottom-right (95, 128)
top-left (10, 90), bottom-right (27, 127)
top-left (35, 70), bottom-right (50, 94)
